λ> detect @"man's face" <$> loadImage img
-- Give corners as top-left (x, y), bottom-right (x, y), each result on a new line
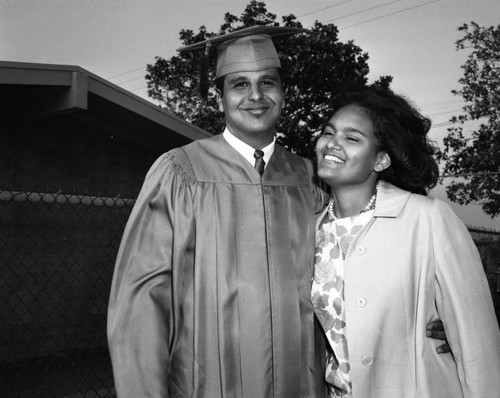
top-left (219, 68), bottom-right (285, 144)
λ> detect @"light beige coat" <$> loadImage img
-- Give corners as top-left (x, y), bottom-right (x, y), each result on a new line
top-left (316, 181), bottom-right (500, 397)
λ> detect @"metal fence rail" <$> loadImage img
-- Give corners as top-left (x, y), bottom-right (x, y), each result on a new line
top-left (0, 189), bottom-right (134, 398)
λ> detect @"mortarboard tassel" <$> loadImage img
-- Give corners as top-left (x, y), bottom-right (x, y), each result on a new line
top-left (198, 42), bottom-right (212, 98)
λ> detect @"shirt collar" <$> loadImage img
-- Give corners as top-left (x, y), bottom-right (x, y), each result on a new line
top-left (223, 128), bottom-right (275, 168)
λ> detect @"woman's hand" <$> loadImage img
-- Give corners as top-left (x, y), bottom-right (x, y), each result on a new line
top-left (426, 320), bottom-right (451, 354)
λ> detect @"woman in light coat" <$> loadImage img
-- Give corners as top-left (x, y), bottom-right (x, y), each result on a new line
top-left (312, 86), bottom-right (500, 397)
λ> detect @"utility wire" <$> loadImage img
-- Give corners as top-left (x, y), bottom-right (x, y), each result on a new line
top-left (324, 0), bottom-right (406, 23)
top-left (431, 121), bottom-right (454, 129)
top-left (296, 0), bottom-right (352, 18)
top-left (106, 66), bottom-right (146, 80)
top-left (422, 99), bottom-right (464, 110)
top-left (337, 0), bottom-right (441, 29)
top-left (428, 109), bottom-right (462, 118)
top-left (130, 85), bottom-right (148, 93)
top-left (115, 75), bottom-right (146, 85)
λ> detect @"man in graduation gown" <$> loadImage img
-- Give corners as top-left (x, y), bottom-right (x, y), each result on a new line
top-left (107, 26), bottom-right (329, 397)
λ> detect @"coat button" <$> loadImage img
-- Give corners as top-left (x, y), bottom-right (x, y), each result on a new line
top-left (355, 246), bottom-right (366, 255)
top-left (361, 355), bottom-right (373, 366)
top-left (355, 297), bottom-right (367, 307)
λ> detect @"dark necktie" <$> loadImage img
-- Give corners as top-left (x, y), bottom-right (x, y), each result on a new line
top-left (253, 149), bottom-right (265, 176)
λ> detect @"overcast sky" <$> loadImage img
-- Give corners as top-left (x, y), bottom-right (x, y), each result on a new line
top-left (2, 0), bottom-right (499, 227)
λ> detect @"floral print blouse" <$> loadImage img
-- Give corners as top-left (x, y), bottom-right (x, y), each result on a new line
top-left (312, 210), bottom-right (374, 398)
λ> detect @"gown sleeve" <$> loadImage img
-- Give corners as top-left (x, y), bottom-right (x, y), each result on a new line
top-left (433, 199), bottom-right (500, 397)
top-left (107, 152), bottom-right (195, 398)
top-left (304, 157), bottom-right (330, 215)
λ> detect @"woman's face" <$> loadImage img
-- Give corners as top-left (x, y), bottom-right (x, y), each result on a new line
top-left (316, 104), bottom-right (388, 188)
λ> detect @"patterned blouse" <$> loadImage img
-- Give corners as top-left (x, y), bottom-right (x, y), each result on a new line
top-left (311, 210), bottom-right (374, 398)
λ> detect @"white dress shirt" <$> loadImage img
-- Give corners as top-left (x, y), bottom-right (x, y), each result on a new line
top-left (223, 128), bottom-right (274, 169)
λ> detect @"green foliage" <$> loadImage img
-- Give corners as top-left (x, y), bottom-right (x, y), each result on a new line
top-left (438, 21), bottom-right (500, 217)
top-left (146, 0), bottom-right (392, 159)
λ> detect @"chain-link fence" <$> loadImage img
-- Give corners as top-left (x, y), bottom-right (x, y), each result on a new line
top-left (0, 189), bottom-right (135, 398)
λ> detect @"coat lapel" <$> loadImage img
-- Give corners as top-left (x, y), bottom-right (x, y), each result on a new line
top-left (373, 181), bottom-right (412, 219)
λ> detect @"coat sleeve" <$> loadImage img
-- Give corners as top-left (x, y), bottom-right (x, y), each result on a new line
top-left (433, 199), bottom-right (500, 397)
top-left (107, 152), bottom-right (195, 398)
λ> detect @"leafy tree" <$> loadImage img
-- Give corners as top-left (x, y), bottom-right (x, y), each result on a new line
top-left (146, 0), bottom-right (391, 158)
top-left (438, 22), bottom-right (500, 217)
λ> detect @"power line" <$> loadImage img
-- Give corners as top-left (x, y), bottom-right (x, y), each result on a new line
top-left (130, 85), bottom-right (148, 93)
top-left (431, 121), bottom-right (453, 129)
top-left (422, 99), bottom-right (464, 111)
top-left (431, 116), bottom-right (490, 129)
top-left (425, 104), bottom-right (461, 113)
top-left (106, 66), bottom-right (146, 80)
top-left (296, 0), bottom-right (352, 19)
top-left (324, 0), bottom-right (406, 23)
top-left (334, 0), bottom-right (441, 30)
top-left (428, 109), bottom-right (462, 118)
top-left (116, 75), bottom-right (147, 85)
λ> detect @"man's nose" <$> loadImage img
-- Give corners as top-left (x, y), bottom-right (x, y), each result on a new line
top-left (248, 84), bottom-right (263, 100)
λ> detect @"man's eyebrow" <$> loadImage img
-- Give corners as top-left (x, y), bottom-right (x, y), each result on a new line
top-left (260, 74), bottom-right (280, 82)
top-left (227, 76), bottom-right (248, 84)
top-left (260, 74), bottom-right (279, 80)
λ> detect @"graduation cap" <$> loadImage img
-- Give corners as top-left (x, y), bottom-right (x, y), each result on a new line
top-left (177, 25), bottom-right (308, 98)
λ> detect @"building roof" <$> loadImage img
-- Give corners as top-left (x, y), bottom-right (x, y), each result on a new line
top-left (0, 61), bottom-right (211, 151)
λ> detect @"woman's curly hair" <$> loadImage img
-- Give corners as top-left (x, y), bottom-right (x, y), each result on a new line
top-left (332, 86), bottom-right (439, 195)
